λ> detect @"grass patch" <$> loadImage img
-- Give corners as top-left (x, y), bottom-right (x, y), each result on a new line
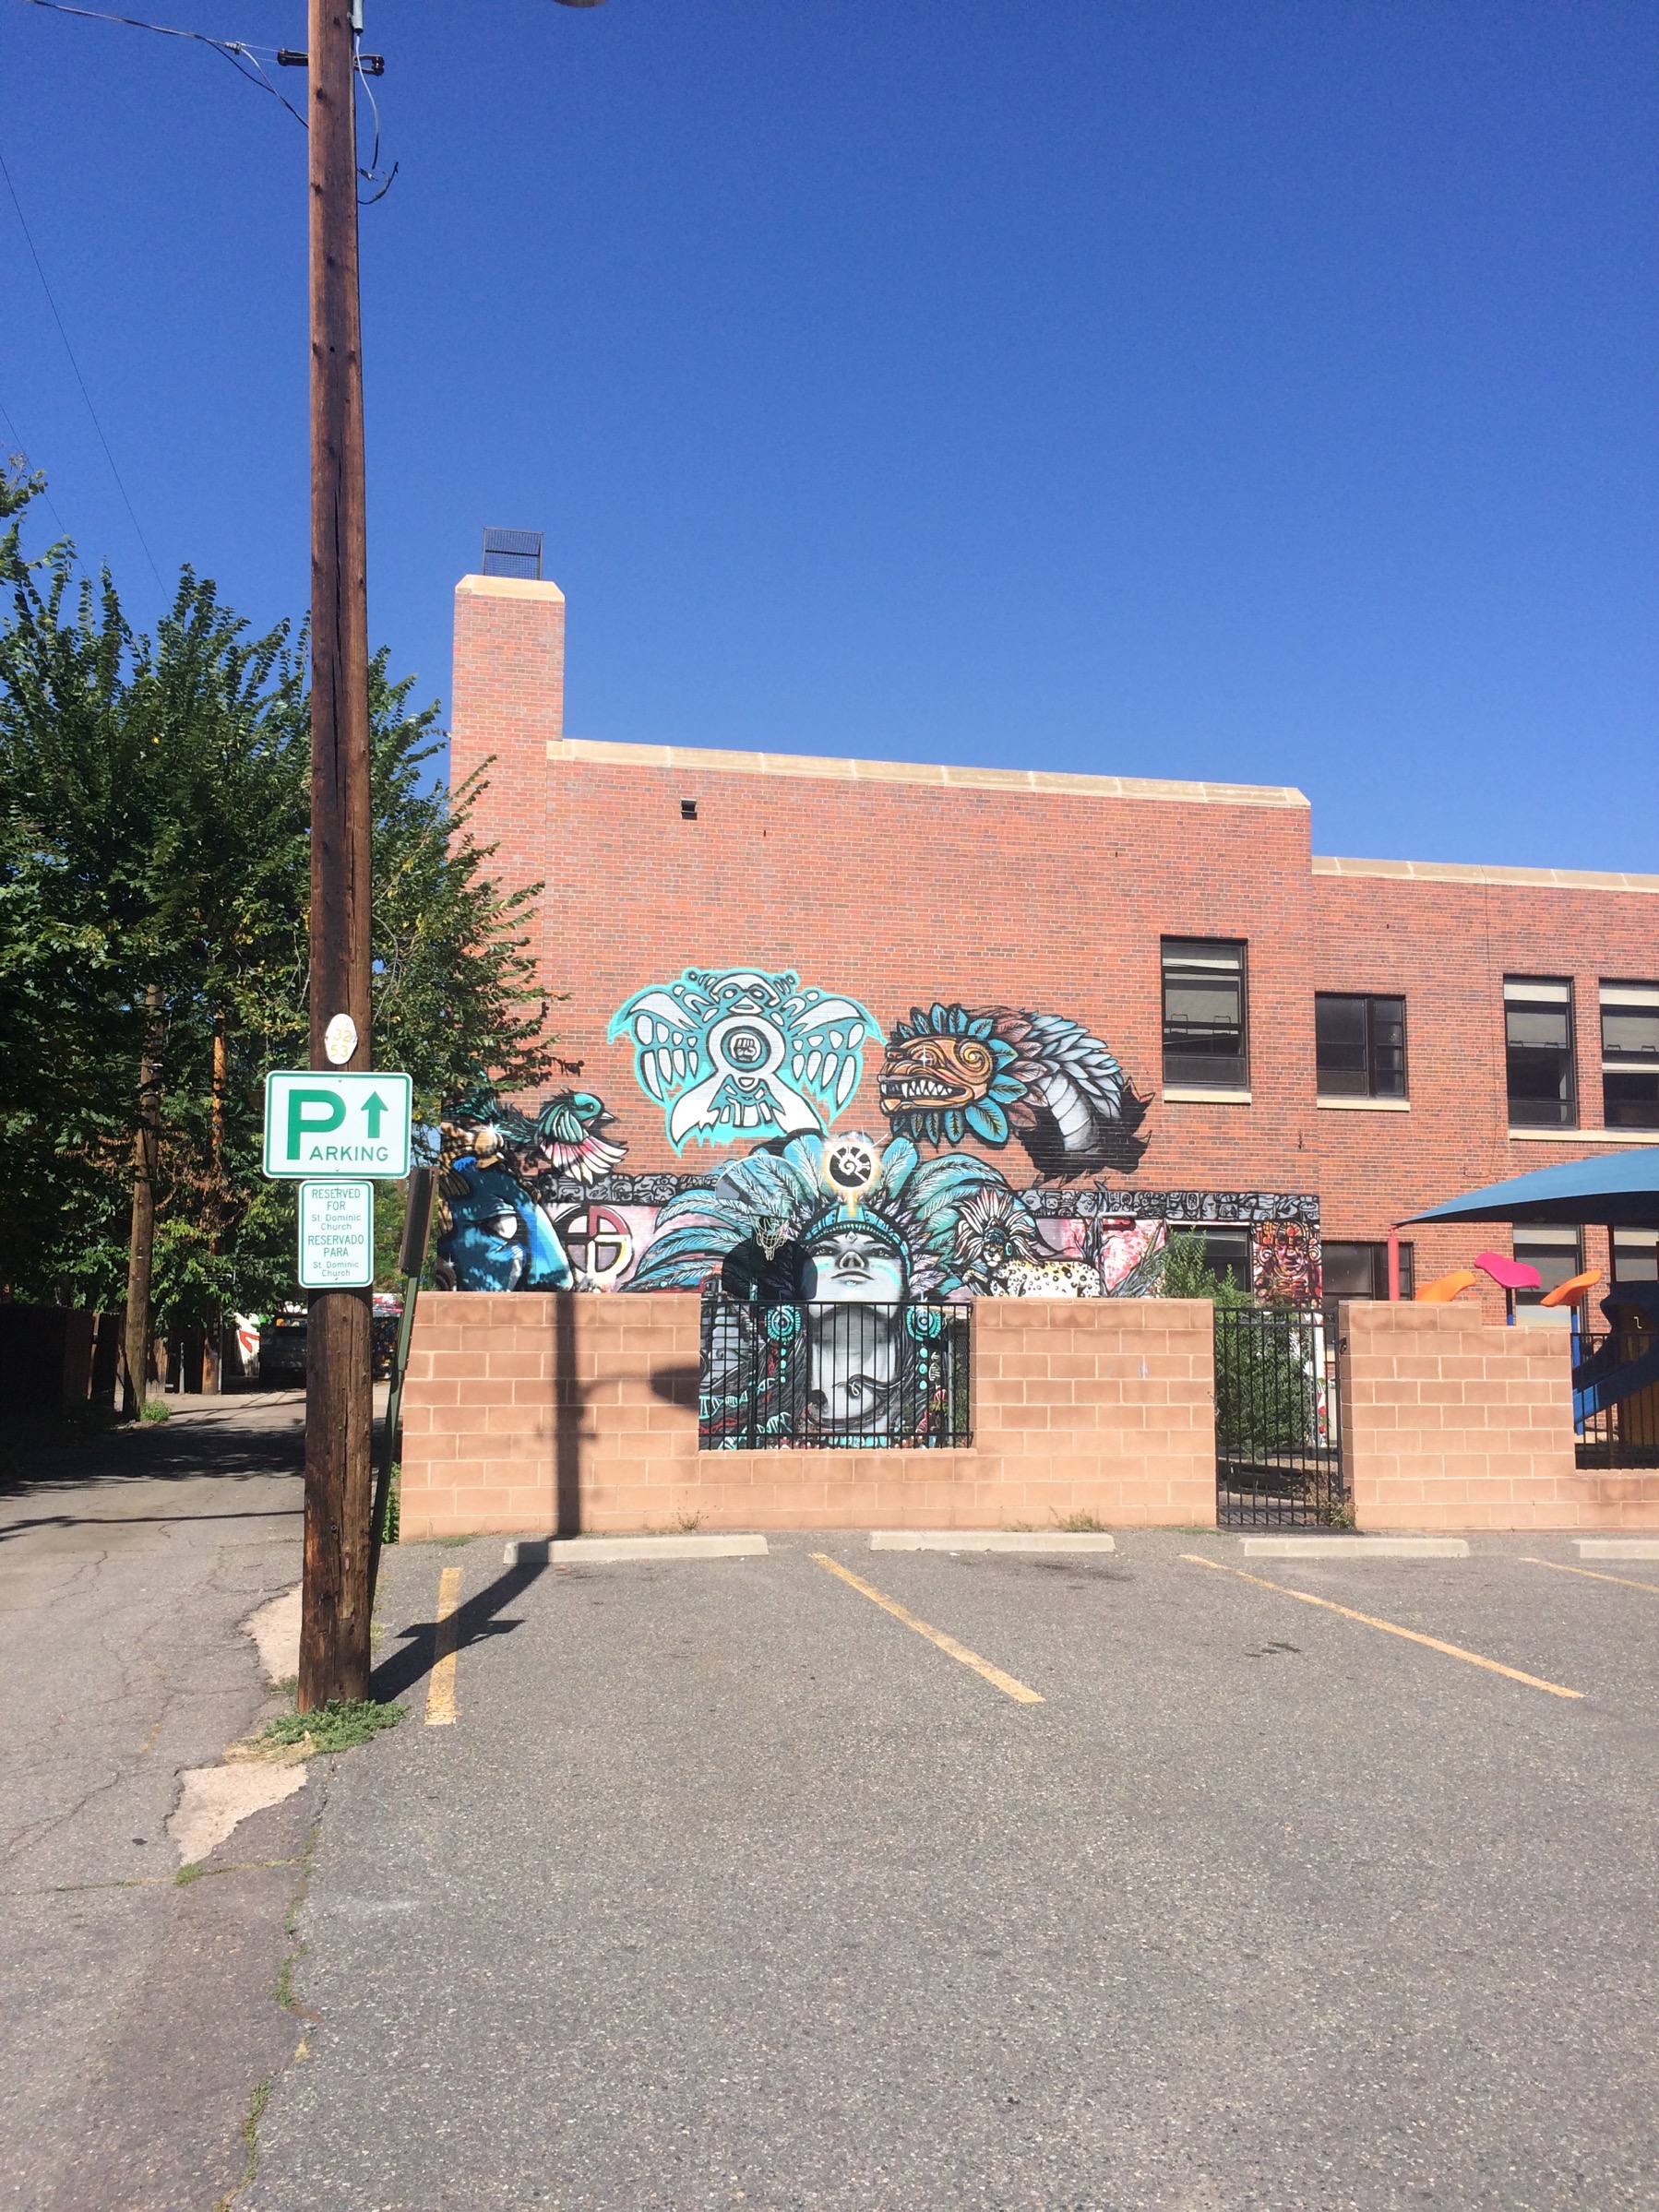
top-left (140, 1398), bottom-right (171, 1424)
top-left (175, 1861), bottom-right (206, 1886)
top-left (256, 1698), bottom-right (404, 1757)
top-left (1051, 1511), bottom-right (1107, 1532)
top-left (376, 1462), bottom-right (400, 1546)
top-left (212, 2074), bottom-right (271, 2210)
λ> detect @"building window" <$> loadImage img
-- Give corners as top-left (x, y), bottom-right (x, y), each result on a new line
top-left (1316, 994), bottom-right (1407, 1100)
top-left (1612, 1231), bottom-right (1659, 1284)
top-left (1162, 940), bottom-right (1248, 1092)
top-left (1601, 982), bottom-right (1659, 1130)
top-left (1321, 1241), bottom-right (1414, 1300)
top-left (1504, 978), bottom-right (1576, 1129)
top-left (1511, 1226), bottom-right (1581, 1307)
top-left (1172, 1225), bottom-right (1253, 1290)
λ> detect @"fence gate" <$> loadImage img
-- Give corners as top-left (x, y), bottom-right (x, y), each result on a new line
top-left (1214, 1304), bottom-right (1346, 1528)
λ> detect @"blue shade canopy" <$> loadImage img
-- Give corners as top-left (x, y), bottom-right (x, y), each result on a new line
top-left (1403, 1148), bottom-right (1659, 1229)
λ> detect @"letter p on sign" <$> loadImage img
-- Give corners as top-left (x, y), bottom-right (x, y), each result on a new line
top-left (287, 1088), bottom-right (346, 1160)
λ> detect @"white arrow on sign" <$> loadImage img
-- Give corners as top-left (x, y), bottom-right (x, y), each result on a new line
top-left (263, 1071), bottom-right (414, 1180)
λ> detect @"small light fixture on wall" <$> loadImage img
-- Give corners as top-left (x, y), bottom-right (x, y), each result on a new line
top-left (681, 799), bottom-right (698, 821)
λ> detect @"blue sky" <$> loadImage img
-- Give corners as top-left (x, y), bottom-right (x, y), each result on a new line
top-left (2, 0), bottom-right (1653, 868)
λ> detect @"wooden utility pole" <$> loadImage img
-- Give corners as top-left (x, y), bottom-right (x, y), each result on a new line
top-left (300, 0), bottom-right (375, 1710)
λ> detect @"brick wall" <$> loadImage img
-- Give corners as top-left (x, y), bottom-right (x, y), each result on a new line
top-left (449, 574), bottom-right (1659, 1327)
top-left (396, 1294), bottom-right (1216, 1537)
top-left (1310, 866), bottom-right (1658, 1314)
top-left (1343, 1302), bottom-right (1659, 1530)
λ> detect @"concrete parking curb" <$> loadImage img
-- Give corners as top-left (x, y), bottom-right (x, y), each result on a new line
top-left (1241, 1536), bottom-right (1470, 1558)
top-left (503, 1535), bottom-right (770, 1565)
top-left (1575, 1539), bottom-right (1659, 1560)
top-left (870, 1530), bottom-right (1116, 1552)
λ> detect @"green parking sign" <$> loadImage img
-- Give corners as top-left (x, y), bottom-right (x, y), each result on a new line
top-left (263, 1071), bottom-right (413, 1180)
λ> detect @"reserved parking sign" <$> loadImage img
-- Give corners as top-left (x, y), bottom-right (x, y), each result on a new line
top-left (298, 1181), bottom-right (376, 1290)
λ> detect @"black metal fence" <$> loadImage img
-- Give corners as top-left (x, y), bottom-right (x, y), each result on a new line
top-left (1215, 1304), bottom-right (1346, 1527)
top-left (698, 1296), bottom-right (972, 1450)
top-left (1572, 1326), bottom-right (1659, 1469)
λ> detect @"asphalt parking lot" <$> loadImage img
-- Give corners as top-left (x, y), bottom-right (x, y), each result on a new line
top-left (249, 1529), bottom-right (1659, 2212)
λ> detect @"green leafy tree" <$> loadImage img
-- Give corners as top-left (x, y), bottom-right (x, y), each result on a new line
top-left (0, 470), bottom-right (552, 1402)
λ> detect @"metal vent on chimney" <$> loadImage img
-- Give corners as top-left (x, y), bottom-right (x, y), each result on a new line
top-left (482, 527), bottom-right (543, 579)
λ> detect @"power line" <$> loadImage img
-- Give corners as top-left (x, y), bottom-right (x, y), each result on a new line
top-left (0, 137), bottom-right (165, 589)
top-left (8, 0), bottom-right (309, 125)
top-left (9, 0), bottom-right (397, 195)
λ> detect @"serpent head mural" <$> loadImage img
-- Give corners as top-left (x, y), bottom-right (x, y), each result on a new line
top-left (877, 1002), bottom-right (1149, 1178)
top-left (610, 969), bottom-right (875, 1152)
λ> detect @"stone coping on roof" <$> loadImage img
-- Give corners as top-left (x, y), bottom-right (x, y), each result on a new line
top-left (458, 574), bottom-right (566, 602)
top-left (545, 737), bottom-right (1307, 810)
top-left (1313, 855), bottom-right (1659, 896)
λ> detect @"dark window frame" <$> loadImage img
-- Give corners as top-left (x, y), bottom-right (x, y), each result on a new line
top-left (1319, 1240), bottom-right (1414, 1301)
top-left (1600, 981), bottom-right (1659, 1131)
top-left (1161, 937), bottom-right (1249, 1093)
top-left (1504, 976), bottom-right (1577, 1130)
top-left (1315, 993), bottom-right (1408, 1100)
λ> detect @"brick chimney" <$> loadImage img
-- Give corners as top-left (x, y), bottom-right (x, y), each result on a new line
top-left (449, 572), bottom-right (564, 994)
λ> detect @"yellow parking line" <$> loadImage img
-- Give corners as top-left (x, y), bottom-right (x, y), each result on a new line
top-left (809, 1553), bottom-right (1044, 1705)
top-left (1522, 1556), bottom-right (1659, 1597)
top-left (1181, 1553), bottom-right (1581, 1700)
top-left (424, 1566), bottom-right (462, 1726)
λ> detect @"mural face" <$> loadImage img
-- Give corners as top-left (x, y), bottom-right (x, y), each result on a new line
top-left (610, 969), bottom-right (874, 1152)
top-left (877, 1003), bottom-right (1149, 1178)
top-left (1251, 1221), bottom-right (1322, 1304)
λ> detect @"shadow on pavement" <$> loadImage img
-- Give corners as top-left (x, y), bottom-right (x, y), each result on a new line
top-left (372, 1562), bottom-right (544, 1706)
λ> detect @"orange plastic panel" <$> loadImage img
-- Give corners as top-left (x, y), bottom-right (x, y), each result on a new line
top-left (1415, 1269), bottom-right (1479, 1303)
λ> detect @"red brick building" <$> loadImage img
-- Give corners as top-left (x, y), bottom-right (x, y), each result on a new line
top-left (444, 571), bottom-right (1659, 1322)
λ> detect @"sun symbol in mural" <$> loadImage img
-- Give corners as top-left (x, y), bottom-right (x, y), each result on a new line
top-left (877, 1002), bottom-right (1149, 1178)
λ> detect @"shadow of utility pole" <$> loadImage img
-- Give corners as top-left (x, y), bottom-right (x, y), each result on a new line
top-left (372, 1562), bottom-right (543, 1706)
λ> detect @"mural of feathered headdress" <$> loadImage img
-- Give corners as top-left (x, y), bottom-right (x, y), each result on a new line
top-left (628, 1134), bottom-right (1032, 1297)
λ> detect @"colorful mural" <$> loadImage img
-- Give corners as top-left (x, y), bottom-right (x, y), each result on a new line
top-left (629, 1132), bottom-right (1014, 1298)
top-left (1251, 1220), bottom-right (1323, 1304)
top-left (877, 1002), bottom-right (1148, 1177)
top-left (434, 1107), bottom-right (1317, 1305)
top-left (434, 1088), bottom-right (627, 1292)
top-left (609, 969), bottom-right (875, 1152)
top-left (432, 972), bottom-right (1318, 1302)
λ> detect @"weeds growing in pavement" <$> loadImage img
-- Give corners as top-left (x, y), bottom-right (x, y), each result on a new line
top-left (256, 1699), bottom-right (404, 1756)
top-left (1052, 1512), bottom-right (1107, 1532)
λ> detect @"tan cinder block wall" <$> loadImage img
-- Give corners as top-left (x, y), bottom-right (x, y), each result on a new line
top-left (396, 1294), bottom-right (1217, 1538)
top-left (1343, 1302), bottom-right (1659, 1531)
